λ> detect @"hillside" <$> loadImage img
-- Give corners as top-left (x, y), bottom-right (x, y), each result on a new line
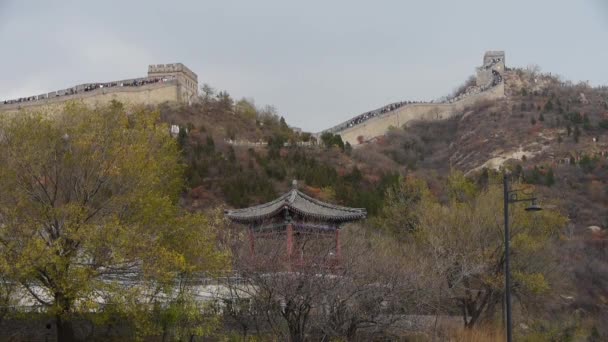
top-left (359, 67), bottom-right (608, 228)
top-left (159, 88), bottom-right (400, 216)
top-left (161, 68), bottom-right (608, 337)
top-left (162, 70), bottom-right (608, 229)
top-left (352, 67), bottom-right (608, 331)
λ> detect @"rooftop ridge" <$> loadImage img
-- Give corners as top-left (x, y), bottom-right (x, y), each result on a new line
top-left (225, 187), bottom-right (367, 223)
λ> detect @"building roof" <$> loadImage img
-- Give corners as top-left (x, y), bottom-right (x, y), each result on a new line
top-left (225, 188), bottom-right (367, 224)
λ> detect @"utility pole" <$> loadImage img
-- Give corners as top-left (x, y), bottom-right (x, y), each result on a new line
top-left (503, 172), bottom-right (542, 342)
top-left (503, 173), bottom-right (513, 342)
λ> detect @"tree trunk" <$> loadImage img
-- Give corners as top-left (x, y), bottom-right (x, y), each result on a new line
top-left (56, 314), bottom-right (75, 342)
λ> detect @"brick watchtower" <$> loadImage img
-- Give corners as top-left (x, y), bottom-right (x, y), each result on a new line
top-left (476, 51), bottom-right (505, 89)
top-left (148, 63), bottom-right (198, 104)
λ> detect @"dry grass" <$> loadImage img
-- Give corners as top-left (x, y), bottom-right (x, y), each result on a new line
top-left (448, 326), bottom-right (504, 342)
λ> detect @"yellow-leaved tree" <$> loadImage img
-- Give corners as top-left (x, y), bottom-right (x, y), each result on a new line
top-left (376, 172), bottom-right (567, 329)
top-left (0, 102), bottom-right (229, 341)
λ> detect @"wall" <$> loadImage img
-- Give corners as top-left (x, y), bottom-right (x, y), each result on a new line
top-left (336, 83), bottom-right (504, 145)
top-left (0, 81), bottom-right (179, 114)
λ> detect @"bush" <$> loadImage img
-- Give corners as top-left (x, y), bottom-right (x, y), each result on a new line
top-left (320, 132), bottom-right (345, 150)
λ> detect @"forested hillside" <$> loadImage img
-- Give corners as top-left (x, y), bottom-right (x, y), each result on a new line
top-left (162, 69), bottom-right (608, 339)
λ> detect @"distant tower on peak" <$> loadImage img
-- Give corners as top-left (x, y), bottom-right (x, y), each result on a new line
top-left (476, 51), bottom-right (505, 89)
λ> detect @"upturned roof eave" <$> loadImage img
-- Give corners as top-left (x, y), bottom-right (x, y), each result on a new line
top-left (224, 189), bottom-right (367, 224)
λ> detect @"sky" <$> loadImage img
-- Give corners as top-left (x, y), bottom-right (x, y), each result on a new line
top-left (1, 0), bottom-right (608, 132)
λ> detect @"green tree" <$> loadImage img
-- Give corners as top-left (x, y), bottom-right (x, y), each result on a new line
top-left (344, 141), bottom-right (352, 155)
top-left (200, 83), bottom-right (215, 104)
top-left (545, 168), bottom-right (555, 186)
top-left (583, 115), bottom-right (591, 130)
top-left (320, 132), bottom-right (345, 150)
top-left (217, 90), bottom-right (234, 113)
top-left (235, 98), bottom-right (257, 122)
top-left (372, 176), bottom-right (428, 240)
top-left (279, 116), bottom-right (289, 129)
top-left (0, 104), bottom-right (228, 341)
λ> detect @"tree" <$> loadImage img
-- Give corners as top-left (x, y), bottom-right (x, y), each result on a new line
top-left (279, 116), bottom-right (289, 129)
top-left (344, 142), bottom-right (352, 155)
top-left (574, 125), bottom-right (581, 143)
top-left (225, 225), bottom-right (426, 342)
top-left (217, 91), bottom-right (234, 113)
top-left (389, 174), bottom-right (566, 328)
top-left (583, 115), bottom-right (591, 130)
top-left (545, 168), bottom-right (555, 186)
top-left (378, 174), bottom-right (565, 328)
top-left (372, 176), bottom-right (428, 240)
top-left (235, 98), bottom-right (257, 122)
top-left (0, 103), bottom-right (228, 341)
top-left (200, 83), bottom-right (215, 104)
top-left (320, 132), bottom-right (345, 151)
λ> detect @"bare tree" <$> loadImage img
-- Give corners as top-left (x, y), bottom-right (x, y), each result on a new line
top-left (222, 224), bottom-right (437, 341)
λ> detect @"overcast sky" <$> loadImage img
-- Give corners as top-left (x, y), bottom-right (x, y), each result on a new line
top-left (1, 0), bottom-right (608, 131)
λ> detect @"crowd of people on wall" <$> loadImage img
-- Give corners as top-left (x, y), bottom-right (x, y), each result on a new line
top-left (336, 101), bottom-right (422, 130)
top-left (329, 66), bottom-right (504, 132)
top-left (2, 76), bottom-right (176, 105)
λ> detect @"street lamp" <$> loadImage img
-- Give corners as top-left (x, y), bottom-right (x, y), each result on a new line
top-left (503, 173), bottom-right (542, 342)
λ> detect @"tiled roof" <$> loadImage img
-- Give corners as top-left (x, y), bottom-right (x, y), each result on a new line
top-left (225, 189), bottom-right (367, 223)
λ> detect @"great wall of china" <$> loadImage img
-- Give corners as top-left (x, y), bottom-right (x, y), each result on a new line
top-left (322, 51), bottom-right (507, 145)
top-left (1, 52), bottom-right (506, 147)
top-left (0, 63), bottom-right (199, 114)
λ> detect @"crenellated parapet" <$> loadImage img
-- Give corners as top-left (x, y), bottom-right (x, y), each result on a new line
top-left (148, 63), bottom-right (198, 82)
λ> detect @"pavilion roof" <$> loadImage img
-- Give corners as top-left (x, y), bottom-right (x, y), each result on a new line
top-left (225, 188), bottom-right (367, 224)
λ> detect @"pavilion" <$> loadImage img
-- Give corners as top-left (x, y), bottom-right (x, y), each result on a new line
top-left (225, 181), bottom-right (366, 265)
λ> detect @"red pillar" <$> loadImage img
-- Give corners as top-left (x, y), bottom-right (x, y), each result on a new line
top-left (286, 223), bottom-right (294, 259)
top-left (248, 228), bottom-right (255, 256)
top-left (335, 228), bottom-right (341, 259)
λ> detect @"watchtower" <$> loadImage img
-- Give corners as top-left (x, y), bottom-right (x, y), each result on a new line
top-left (148, 63), bottom-right (198, 104)
top-left (477, 51), bottom-right (505, 88)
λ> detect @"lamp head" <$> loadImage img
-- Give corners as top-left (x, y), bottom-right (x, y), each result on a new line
top-left (525, 199), bottom-right (542, 212)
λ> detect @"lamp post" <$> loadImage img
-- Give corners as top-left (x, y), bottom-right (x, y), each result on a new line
top-left (503, 173), bottom-right (542, 342)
